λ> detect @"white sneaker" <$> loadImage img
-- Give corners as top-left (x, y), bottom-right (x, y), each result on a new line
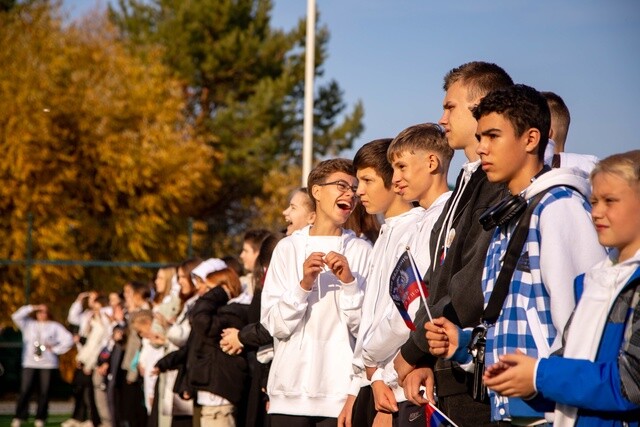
top-left (61, 419), bottom-right (82, 427)
top-left (79, 421), bottom-right (95, 427)
top-left (10, 418), bottom-right (22, 427)
top-left (34, 420), bottom-right (45, 427)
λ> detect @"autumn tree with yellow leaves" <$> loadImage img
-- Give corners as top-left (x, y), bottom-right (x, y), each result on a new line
top-left (0, 0), bottom-right (364, 326)
top-left (0, 1), bottom-right (217, 324)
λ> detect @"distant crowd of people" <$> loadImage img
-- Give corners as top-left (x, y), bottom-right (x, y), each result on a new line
top-left (10, 61), bottom-right (640, 427)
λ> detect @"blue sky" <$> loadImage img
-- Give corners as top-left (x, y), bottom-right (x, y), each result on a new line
top-left (65, 0), bottom-right (640, 177)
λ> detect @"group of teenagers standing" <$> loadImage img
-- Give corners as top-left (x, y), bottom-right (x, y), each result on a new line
top-left (259, 60), bottom-right (640, 427)
top-left (9, 60), bottom-right (640, 427)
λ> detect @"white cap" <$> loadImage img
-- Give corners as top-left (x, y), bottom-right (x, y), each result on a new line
top-left (191, 258), bottom-right (228, 281)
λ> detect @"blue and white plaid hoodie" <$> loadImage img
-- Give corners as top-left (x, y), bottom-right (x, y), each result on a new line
top-left (482, 168), bottom-right (607, 423)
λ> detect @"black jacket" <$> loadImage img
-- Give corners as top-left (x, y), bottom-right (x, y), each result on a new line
top-left (401, 167), bottom-right (507, 395)
top-left (238, 288), bottom-right (272, 349)
top-left (156, 287), bottom-right (249, 405)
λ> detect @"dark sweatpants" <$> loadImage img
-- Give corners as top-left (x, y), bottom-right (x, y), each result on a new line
top-left (14, 368), bottom-right (54, 422)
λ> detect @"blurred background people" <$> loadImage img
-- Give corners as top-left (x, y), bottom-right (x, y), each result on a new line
top-left (11, 304), bottom-right (74, 427)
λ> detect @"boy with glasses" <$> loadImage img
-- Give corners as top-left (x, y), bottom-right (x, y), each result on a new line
top-left (261, 158), bottom-right (372, 427)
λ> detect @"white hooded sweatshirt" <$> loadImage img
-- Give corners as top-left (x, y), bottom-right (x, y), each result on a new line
top-left (261, 226), bottom-right (372, 417)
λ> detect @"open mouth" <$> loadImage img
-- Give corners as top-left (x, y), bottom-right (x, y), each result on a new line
top-left (337, 201), bottom-right (352, 211)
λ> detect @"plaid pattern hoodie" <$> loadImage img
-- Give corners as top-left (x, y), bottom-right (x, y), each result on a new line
top-left (482, 168), bottom-right (606, 422)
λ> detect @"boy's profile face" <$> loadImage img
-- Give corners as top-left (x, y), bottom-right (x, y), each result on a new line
top-left (240, 242), bottom-right (259, 271)
top-left (476, 112), bottom-right (531, 191)
top-left (590, 172), bottom-right (640, 260)
top-left (391, 150), bottom-right (433, 204)
top-left (312, 171), bottom-right (357, 226)
top-left (440, 81), bottom-right (480, 151)
top-left (356, 167), bottom-right (395, 216)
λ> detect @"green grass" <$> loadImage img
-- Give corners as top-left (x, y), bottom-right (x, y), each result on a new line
top-left (0, 414), bottom-right (71, 426)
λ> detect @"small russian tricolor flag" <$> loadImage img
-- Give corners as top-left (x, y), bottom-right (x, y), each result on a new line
top-left (425, 402), bottom-right (458, 427)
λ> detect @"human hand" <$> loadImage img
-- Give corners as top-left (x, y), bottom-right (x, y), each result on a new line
top-left (393, 352), bottom-right (415, 386)
top-left (483, 350), bottom-right (537, 397)
top-left (402, 366), bottom-right (435, 406)
top-left (324, 251), bottom-right (354, 284)
top-left (372, 411), bottom-right (393, 427)
top-left (149, 332), bottom-right (166, 347)
top-left (483, 359), bottom-right (511, 379)
top-left (300, 252), bottom-right (326, 290)
top-left (371, 380), bottom-right (398, 413)
top-left (425, 317), bottom-right (459, 359)
top-left (337, 394), bottom-right (356, 427)
top-left (76, 292), bottom-right (91, 302)
top-left (220, 328), bottom-right (243, 355)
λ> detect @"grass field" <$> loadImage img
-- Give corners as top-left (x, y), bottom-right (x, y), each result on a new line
top-left (0, 414), bottom-right (71, 426)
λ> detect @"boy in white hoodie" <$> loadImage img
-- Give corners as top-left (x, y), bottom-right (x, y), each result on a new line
top-left (426, 84), bottom-right (606, 425)
top-left (340, 135), bottom-right (449, 427)
top-left (261, 158), bottom-right (372, 426)
top-left (346, 126), bottom-right (452, 427)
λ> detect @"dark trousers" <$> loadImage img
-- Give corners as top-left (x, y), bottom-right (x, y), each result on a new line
top-left (270, 414), bottom-right (336, 427)
top-left (15, 367), bottom-right (54, 421)
top-left (352, 387), bottom-right (433, 427)
top-left (393, 401), bottom-right (427, 427)
top-left (438, 393), bottom-right (498, 427)
top-left (71, 368), bottom-right (100, 425)
top-left (120, 378), bottom-right (148, 427)
top-left (352, 386), bottom-right (376, 427)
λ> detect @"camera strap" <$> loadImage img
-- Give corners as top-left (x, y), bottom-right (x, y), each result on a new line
top-left (481, 189), bottom-right (550, 325)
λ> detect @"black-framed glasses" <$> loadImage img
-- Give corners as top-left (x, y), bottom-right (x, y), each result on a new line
top-left (317, 180), bottom-right (358, 195)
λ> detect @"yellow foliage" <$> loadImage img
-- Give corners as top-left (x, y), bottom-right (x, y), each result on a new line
top-left (0, 2), bottom-right (220, 327)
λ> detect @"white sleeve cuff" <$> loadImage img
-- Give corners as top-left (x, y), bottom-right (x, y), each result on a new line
top-left (370, 368), bottom-right (385, 383)
top-left (340, 278), bottom-right (358, 295)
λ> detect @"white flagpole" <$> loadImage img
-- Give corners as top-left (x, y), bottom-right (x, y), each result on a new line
top-left (407, 248), bottom-right (433, 322)
top-left (301, 0), bottom-right (316, 186)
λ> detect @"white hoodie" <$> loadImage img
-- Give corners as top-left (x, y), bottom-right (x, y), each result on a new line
top-left (12, 305), bottom-right (74, 369)
top-left (358, 192), bottom-right (451, 402)
top-left (518, 167), bottom-right (606, 354)
top-left (261, 226), bottom-right (372, 417)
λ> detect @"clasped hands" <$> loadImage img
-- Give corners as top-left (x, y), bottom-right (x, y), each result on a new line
top-left (300, 251), bottom-right (354, 291)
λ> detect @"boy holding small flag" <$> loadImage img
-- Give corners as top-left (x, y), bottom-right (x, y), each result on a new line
top-left (356, 124), bottom-right (452, 426)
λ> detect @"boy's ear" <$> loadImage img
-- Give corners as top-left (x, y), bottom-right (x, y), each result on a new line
top-left (524, 128), bottom-right (541, 155)
top-left (427, 153), bottom-right (441, 173)
top-left (311, 184), bottom-right (322, 203)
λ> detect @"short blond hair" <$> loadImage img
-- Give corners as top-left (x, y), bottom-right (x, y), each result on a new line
top-left (387, 123), bottom-right (453, 171)
top-left (591, 150), bottom-right (640, 193)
